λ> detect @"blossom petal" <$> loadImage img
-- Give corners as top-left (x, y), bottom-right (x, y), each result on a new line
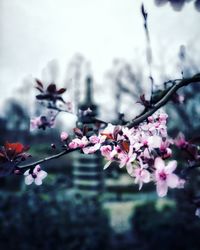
top-left (166, 174), bottom-right (179, 188)
top-left (25, 175), bottom-right (34, 185)
top-left (103, 160), bottom-right (112, 170)
top-left (148, 135), bottom-right (162, 148)
top-left (138, 181), bottom-right (143, 190)
top-left (126, 164), bottom-right (135, 177)
top-left (34, 178), bottom-right (42, 185)
top-left (33, 165), bottom-right (41, 174)
top-left (156, 181), bottom-right (168, 197)
top-left (37, 170), bottom-right (47, 180)
top-left (165, 160), bottom-right (177, 174)
top-left (141, 169), bottom-right (150, 183)
top-left (24, 169), bottom-right (30, 176)
top-left (129, 153), bottom-right (137, 162)
top-left (154, 157), bottom-right (165, 171)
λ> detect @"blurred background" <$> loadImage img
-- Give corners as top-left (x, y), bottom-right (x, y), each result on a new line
top-left (0, 0), bottom-right (200, 249)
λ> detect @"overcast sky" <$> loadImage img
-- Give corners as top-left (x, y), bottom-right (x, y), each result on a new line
top-left (0, 0), bottom-right (200, 110)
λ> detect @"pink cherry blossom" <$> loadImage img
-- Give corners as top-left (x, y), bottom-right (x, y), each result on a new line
top-left (133, 167), bottom-right (150, 190)
top-left (82, 143), bottom-right (100, 154)
top-left (100, 145), bottom-right (112, 160)
top-left (160, 140), bottom-right (172, 159)
top-left (118, 147), bottom-right (137, 168)
top-left (82, 135), bottom-right (106, 154)
top-left (174, 132), bottom-right (188, 148)
top-left (68, 136), bottom-right (89, 149)
top-left (147, 116), bottom-right (154, 123)
top-left (158, 113), bottom-right (168, 124)
top-left (101, 145), bottom-right (119, 170)
top-left (60, 131), bottom-right (68, 141)
top-left (126, 158), bottom-right (150, 190)
top-left (154, 157), bottom-right (179, 197)
top-left (24, 165), bottom-right (47, 186)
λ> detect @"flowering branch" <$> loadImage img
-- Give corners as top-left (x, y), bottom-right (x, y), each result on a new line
top-left (127, 74), bottom-right (200, 128)
top-left (18, 75), bottom-right (200, 174)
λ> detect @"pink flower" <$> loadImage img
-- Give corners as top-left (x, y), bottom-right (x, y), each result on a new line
top-left (89, 135), bottom-right (106, 145)
top-left (24, 165), bottom-right (47, 185)
top-left (82, 135), bottom-right (106, 154)
top-left (68, 136), bottom-right (88, 149)
top-left (134, 167), bottom-right (151, 190)
top-left (126, 158), bottom-right (150, 190)
top-left (89, 135), bottom-right (100, 144)
top-left (154, 157), bottom-right (179, 197)
top-left (60, 131), bottom-right (68, 141)
top-left (160, 140), bottom-right (172, 159)
top-left (100, 145), bottom-right (112, 160)
top-left (158, 113), bottom-right (168, 124)
top-left (101, 145), bottom-right (119, 170)
top-left (174, 132), bottom-right (188, 148)
top-left (147, 116), bottom-right (154, 123)
top-left (140, 134), bottom-right (162, 149)
top-left (118, 147), bottom-right (136, 168)
top-left (82, 144), bottom-right (100, 154)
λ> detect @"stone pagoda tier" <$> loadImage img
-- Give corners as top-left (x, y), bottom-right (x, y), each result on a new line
top-left (72, 75), bottom-right (104, 196)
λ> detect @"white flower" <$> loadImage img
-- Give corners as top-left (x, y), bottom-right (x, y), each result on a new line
top-left (24, 165), bottom-right (47, 185)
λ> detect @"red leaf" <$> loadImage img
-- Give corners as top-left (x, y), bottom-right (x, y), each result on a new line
top-left (57, 88), bottom-right (66, 95)
top-left (120, 141), bottom-right (130, 153)
top-left (5, 142), bottom-right (24, 154)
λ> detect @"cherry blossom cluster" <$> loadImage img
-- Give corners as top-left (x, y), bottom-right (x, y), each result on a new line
top-left (60, 112), bottom-right (184, 197)
top-left (1, 76), bottom-right (200, 216)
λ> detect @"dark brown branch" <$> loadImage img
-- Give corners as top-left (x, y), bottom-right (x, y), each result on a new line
top-left (18, 147), bottom-right (80, 172)
top-left (127, 75), bottom-right (200, 128)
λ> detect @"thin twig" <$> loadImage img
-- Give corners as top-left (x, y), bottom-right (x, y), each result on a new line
top-left (127, 75), bottom-right (200, 128)
top-left (18, 148), bottom-right (80, 172)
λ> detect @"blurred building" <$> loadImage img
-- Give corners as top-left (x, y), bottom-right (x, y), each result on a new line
top-left (73, 75), bottom-right (104, 196)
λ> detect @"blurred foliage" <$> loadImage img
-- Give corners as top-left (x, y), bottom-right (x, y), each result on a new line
top-left (132, 193), bottom-right (200, 250)
top-left (0, 183), bottom-right (111, 250)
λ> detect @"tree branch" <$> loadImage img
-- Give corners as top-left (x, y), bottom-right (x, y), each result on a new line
top-left (17, 75), bottom-right (200, 172)
top-left (127, 75), bottom-right (200, 128)
top-left (18, 147), bottom-right (80, 172)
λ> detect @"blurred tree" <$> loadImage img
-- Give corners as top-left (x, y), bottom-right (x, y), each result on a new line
top-left (3, 99), bottom-right (30, 142)
top-left (155, 0), bottom-right (200, 11)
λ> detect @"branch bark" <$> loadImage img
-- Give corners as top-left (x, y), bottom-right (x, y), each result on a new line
top-left (127, 75), bottom-right (200, 128)
top-left (18, 147), bottom-right (80, 172)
